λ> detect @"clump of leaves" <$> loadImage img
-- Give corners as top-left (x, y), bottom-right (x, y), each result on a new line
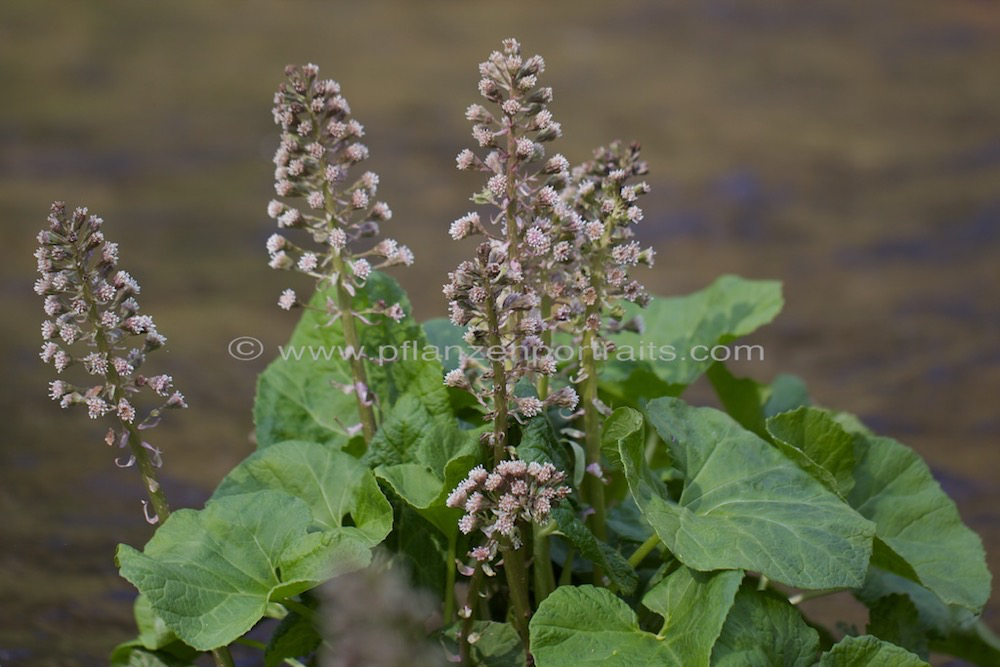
top-left (36, 39), bottom-right (996, 667)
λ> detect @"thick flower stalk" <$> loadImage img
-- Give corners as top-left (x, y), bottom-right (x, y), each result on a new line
top-left (35, 202), bottom-right (186, 525)
top-left (444, 39), bottom-right (582, 653)
top-left (446, 458), bottom-right (570, 651)
top-left (267, 64), bottom-right (412, 443)
top-left (564, 141), bottom-right (654, 578)
top-left (444, 39), bottom-right (580, 462)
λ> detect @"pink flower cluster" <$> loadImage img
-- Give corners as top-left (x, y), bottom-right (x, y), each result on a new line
top-left (443, 39), bottom-right (579, 421)
top-left (34, 202), bottom-right (185, 461)
top-left (446, 459), bottom-right (571, 563)
top-left (442, 41), bottom-right (654, 424)
top-left (267, 64), bottom-right (409, 320)
top-left (566, 140), bottom-right (656, 321)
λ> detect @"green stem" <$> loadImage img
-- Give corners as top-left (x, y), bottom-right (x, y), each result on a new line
top-left (307, 103), bottom-right (377, 445)
top-left (482, 290), bottom-right (509, 465)
top-left (328, 247), bottom-right (377, 444)
top-left (445, 533), bottom-right (457, 624)
top-left (536, 295), bottom-right (552, 400)
top-left (532, 523), bottom-right (556, 605)
top-left (580, 328), bottom-right (607, 586)
top-left (558, 548), bottom-right (576, 586)
top-left (210, 648), bottom-right (236, 667)
top-left (460, 566), bottom-right (485, 666)
top-left (75, 232), bottom-right (236, 667)
top-left (79, 262), bottom-right (173, 523)
top-left (787, 588), bottom-right (849, 605)
top-left (501, 545), bottom-right (532, 652)
top-left (124, 420), bottom-right (171, 522)
top-left (318, 154), bottom-right (377, 445)
top-left (757, 574), bottom-right (770, 592)
top-left (628, 533), bottom-right (661, 568)
top-left (280, 597), bottom-right (317, 623)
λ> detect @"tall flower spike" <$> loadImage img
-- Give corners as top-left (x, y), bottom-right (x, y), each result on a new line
top-left (559, 141), bottom-right (654, 581)
top-left (565, 140), bottom-right (653, 340)
top-left (445, 39), bottom-right (575, 454)
top-left (445, 39), bottom-right (577, 650)
top-left (35, 202), bottom-right (183, 523)
top-left (267, 64), bottom-right (412, 442)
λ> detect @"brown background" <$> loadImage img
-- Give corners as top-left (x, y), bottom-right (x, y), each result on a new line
top-left (1, 1), bottom-right (997, 664)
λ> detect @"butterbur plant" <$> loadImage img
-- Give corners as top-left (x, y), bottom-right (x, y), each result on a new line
top-left (35, 40), bottom-right (998, 667)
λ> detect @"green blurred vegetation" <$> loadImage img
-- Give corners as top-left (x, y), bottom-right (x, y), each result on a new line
top-left (1, 0), bottom-right (998, 664)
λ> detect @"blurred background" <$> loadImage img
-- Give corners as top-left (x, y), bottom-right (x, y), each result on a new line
top-left (1, 1), bottom-right (997, 664)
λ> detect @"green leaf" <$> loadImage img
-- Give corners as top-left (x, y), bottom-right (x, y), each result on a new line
top-left (858, 569), bottom-right (973, 636)
top-left (605, 497), bottom-right (654, 545)
top-left (817, 635), bottom-right (928, 666)
top-left (111, 599), bottom-right (199, 666)
top-left (763, 374), bottom-right (810, 418)
top-left (642, 567), bottom-right (744, 667)
top-left (766, 407), bottom-right (857, 497)
top-left (603, 276), bottom-right (783, 399)
top-left (706, 363), bottom-right (811, 438)
top-left (362, 316), bottom-right (485, 532)
top-left (550, 507), bottom-right (638, 594)
top-left (866, 594), bottom-right (928, 660)
top-left (367, 383), bottom-right (483, 538)
top-left (392, 505), bottom-right (449, 596)
top-left (378, 454), bottom-right (478, 536)
top-left (441, 621), bottom-right (526, 667)
top-left (212, 440), bottom-right (392, 547)
top-left (254, 271), bottom-right (433, 448)
top-left (364, 380), bottom-right (471, 470)
top-left (366, 395), bottom-right (439, 468)
top-left (531, 570), bottom-right (740, 667)
top-left (530, 586), bottom-right (673, 666)
top-left (265, 607), bottom-right (321, 667)
top-left (929, 618), bottom-right (1000, 666)
top-left (600, 407), bottom-right (645, 470)
top-left (764, 408), bottom-right (991, 609)
top-left (110, 644), bottom-right (197, 667)
top-left (858, 570), bottom-right (1000, 666)
top-left (132, 594), bottom-right (181, 651)
top-left (117, 490), bottom-right (372, 650)
top-left (516, 414), bottom-right (572, 473)
top-left (711, 587), bottom-right (820, 666)
top-left (846, 429), bottom-right (991, 615)
top-left (630, 398), bottom-right (875, 589)
top-left (705, 362), bottom-right (772, 437)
